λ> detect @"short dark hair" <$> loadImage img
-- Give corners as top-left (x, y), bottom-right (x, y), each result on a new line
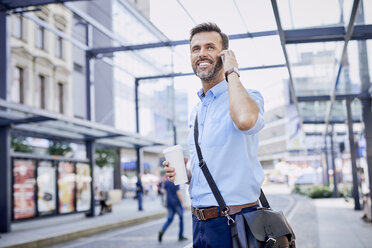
top-left (189, 22), bottom-right (229, 49)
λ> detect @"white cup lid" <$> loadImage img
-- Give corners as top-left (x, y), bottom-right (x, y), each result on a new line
top-left (163, 144), bottom-right (183, 154)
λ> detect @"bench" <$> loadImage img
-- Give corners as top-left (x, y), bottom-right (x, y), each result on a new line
top-left (105, 189), bottom-right (122, 207)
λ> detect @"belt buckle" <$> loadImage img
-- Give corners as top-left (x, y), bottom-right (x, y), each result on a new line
top-left (197, 209), bottom-right (206, 220)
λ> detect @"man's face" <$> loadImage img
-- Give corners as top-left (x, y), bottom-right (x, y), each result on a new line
top-left (190, 31), bottom-right (224, 81)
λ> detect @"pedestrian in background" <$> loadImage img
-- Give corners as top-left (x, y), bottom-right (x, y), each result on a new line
top-left (158, 179), bottom-right (188, 243)
top-left (157, 176), bottom-right (165, 206)
top-left (163, 22), bottom-right (265, 247)
top-left (136, 174), bottom-right (144, 211)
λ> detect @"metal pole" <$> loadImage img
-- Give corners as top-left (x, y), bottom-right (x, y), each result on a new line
top-left (114, 149), bottom-right (121, 191)
top-left (136, 147), bottom-right (141, 176)
top-left (85, 140), bottom-right (95, 217)
top-left (346, 99), bottom-right (361, 210)
top-left (362, 99), bottom-right (372, 220)
top-left (85, 24), bottom-right (94, 121)
top-left (135, 78), bottom-right (140, 134)
top-left (356, 0), bottom-right (372, 223)
top-left (84, 23), bottom-right (96, 218)
top-left (134, 78), bottom-right (141, 176)
top-left (330, 125), bottom-right (339, 197)
top-left (324, 135), bottom-right (330, 185)
top-left (0, 10), bottom-right (11, 233)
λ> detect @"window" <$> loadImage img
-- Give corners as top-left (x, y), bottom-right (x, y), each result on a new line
top-left (13, 15), bottom-right (22, 39)
top-left (73, 63), bottom-right (83, 73)
top-left (11, 67), bottom-right (24, 104)
top-left (56, 36), bottom-right (63, 58)
top-left (39, 75), bottom-right (46, 109)
top-left (58, 82), bottom-right (64, 114)
top-left (35, 24), bottom-right (45, 49)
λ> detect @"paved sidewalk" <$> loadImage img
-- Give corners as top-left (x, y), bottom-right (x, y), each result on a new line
top-left (316, 198), bottom-right (372, 248)
top-left (266, 184), bottom-right (372, 248)
top-left (1, 184), bottom-right (371, 248)
top-left (0, 195), bottom-right (168, 248)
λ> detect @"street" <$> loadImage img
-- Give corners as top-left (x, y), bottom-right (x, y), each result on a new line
top-left (51, 211), bottom-right (193, 248)
top-left (51, 185), bottom-right (299, 248)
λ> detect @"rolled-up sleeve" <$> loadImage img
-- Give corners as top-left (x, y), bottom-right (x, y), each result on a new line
top-left (233, 89), bottom-right (265, 135)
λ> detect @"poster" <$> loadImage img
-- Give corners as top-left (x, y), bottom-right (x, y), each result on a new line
top-left (58, 162), bottom-right (75, 214)
top-left (76, 163), bottom-right (91, 211)
top-left (13, 159), bottom-right (36, 220)
top-left (37, 161), bottom-right (56, 214)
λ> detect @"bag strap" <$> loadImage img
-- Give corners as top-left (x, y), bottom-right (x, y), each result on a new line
top-left (194, 115), bottom-right (229, 213)
top-left (193, 115), bottom-right (271, 210)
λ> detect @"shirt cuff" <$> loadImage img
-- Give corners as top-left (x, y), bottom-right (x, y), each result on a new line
top-left (233, 113), bottom-right (264, 135)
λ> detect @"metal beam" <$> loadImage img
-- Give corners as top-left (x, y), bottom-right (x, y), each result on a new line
top-left (330, 125), bottom-right (339, 197)
top-left (285, 24), bottom-right (372, 44)
top-left (297, 93), bottom-right (371, 102)
top-left (0, 10), bottom-right (11, 233)
top-left (324, 136), bottom-right (330, 185)
top-left (271, 0), bottom-right (303, 129)
top-left (0, 99), bottom-right (170, 147)
top-left (0, 0), bottom-right (83, 11)
top-left (303, 119), bottom-right (362, 124)
top-left (135, 78), bottom-right (140, 133)
top-left (85, 140), bottom-right (95, 217)
top-left (88, 30), bottom-right (278, 55)
top-left (137, 64), bottom-right (286, 81)
top-left (0, 116), bottom-right (53, 126)
top-left (324, 0), bottom-right (360, 135)
top-left (87, 133), bottom-right (124, 141)
top-left (65, 2), bottom-right (169, 75)
top-left (0, 126), bottom-right (11, 232)
top-left (346, 99), bottom-right (361, 210)
top-left (88, 24), bottom-right (372, 55)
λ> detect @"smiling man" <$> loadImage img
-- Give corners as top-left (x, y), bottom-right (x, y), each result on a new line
top-left (163, 22), bottom-right (265, 247)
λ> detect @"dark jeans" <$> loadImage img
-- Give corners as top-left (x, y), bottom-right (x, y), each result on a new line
top-left (161, 205), bottom-right (184, 238)
top-left (137, 192), bottom-right (143, 210)
top-left (192, 205), bottom-right (258, 248)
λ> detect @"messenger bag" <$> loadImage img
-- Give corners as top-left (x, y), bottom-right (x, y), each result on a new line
top-left (194, 115), bottom-right (296, 248)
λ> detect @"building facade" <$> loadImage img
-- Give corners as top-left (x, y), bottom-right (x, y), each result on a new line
top-left (10, 5), bottom-right (73, 116)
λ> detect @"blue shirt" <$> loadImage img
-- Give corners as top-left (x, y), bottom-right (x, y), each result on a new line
top-left (187, 80), bottom-right (265, 207)
top-left (163, 180), bottom-right (181, 207)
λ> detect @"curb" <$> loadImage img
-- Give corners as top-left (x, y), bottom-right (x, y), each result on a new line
top-left (3, 211), bottom-right (167, 248)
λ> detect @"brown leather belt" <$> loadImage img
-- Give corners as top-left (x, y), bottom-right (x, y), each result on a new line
top-left (192, 201), bottom-right (258, 221)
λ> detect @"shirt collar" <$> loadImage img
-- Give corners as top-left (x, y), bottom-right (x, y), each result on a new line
top-left (197, 79), bottom-right (227, 100)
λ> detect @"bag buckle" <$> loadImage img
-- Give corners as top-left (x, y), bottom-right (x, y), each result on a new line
top-left (199, 159), bottom-right (206, 168)
top-left (222, 208), bottom-right (235, 226)
top-left (197, 209), bottom-right (206, 220)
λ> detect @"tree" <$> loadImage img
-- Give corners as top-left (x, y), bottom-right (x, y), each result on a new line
top-left (11, 136), bottom-right (32, 153)
top-left (95, 148), bottom-right (117, 168)
top-left (48, 141), bottom-right (72, 156)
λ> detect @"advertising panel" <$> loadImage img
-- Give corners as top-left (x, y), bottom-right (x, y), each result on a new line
top-left (13, 159), bottom-right (36, 220)
top-left (37, 161), bottom-right (56, 214)
top-left (58, 162), bottom-right (75, 213)
top-left (76, 163), bottom-right (91, 211)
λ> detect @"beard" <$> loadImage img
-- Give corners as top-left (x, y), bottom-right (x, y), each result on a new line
top-left (192, 58), bottom-right (223, 81)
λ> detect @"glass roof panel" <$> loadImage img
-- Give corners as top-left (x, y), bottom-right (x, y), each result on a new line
top-left (149, 0), bottom-right (277, 41)
top-left (230, 36), bottom-right (285, 67)
top-left (335, 40), bottom-right (367, 95)
top-left (162, 36), bottom-right (286, 76)
top-left (114, 47), bottom-right (172, 77)
top-left (113, 0), bottom-right (163, 45)
top-left (286, 41), bottom-right (344, 96)
top-left (277, 0), bottom-right (353, 29)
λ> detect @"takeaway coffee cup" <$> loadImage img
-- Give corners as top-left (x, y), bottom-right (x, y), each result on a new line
top-left (163, 145), bottom-right (188, 185)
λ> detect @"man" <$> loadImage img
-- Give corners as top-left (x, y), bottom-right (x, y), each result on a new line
top-left (158, 179), bottom-right (188, 243)
top-left (163, 22), bottom-right (265, 247)
top-left (136, 174), bottom-right (144, 211)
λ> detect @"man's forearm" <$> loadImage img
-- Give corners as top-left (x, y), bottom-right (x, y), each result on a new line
top-left (186, 168), bottom-right (192, 184)
top-left (227, 74), bottom-right (259, 130)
